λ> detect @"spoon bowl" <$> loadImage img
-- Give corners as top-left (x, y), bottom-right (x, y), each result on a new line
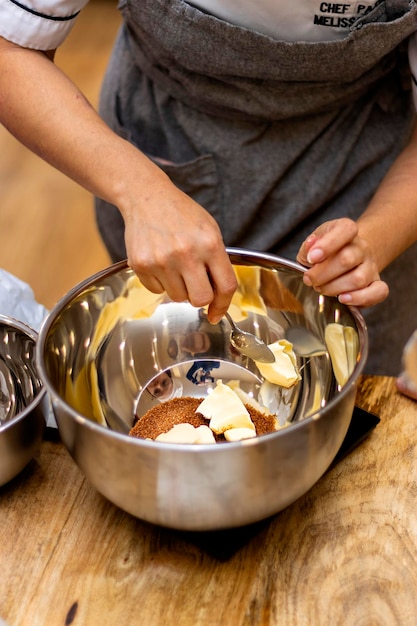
top-left (225, 312), bottom-right (275, 363)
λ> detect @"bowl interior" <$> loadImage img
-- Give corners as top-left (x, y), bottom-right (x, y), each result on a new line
top-left (38, 252), bottom-right (367, 437)
top-left (0, 315), bottom-right (44, 426)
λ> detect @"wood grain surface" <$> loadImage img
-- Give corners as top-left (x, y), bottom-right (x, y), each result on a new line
top-left (1, 4), bottom-right (417, 625)
top-left (1, 375), bottom-right (417, 626)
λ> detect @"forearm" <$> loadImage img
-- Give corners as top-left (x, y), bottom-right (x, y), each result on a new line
top-left (356, 121), bottom-right (417, 272)
top-left (0, 37), bottom-right (237, 320)
top-left (0, 37), bottom-right (169, 213)
top-left (297, 123), bottom-right (417, 307)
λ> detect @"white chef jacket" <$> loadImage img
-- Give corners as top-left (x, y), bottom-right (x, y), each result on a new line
top-left (0, 0), bottom-right (416, 105)
top-left (0, 0), bottom-right (412, 46)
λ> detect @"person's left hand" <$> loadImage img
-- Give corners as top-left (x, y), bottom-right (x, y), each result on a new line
top-left (296, 217), bottom-right (389, 307)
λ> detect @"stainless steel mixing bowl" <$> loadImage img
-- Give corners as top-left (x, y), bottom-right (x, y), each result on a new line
top-left (0, 315), bottom-right (47, 486)
top-left (36, 249), bottom-right (367, 530)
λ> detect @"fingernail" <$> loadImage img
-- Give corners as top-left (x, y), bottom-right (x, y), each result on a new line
top-left (307, 248), bottom-right (324, 264)
top-left (303, 274), bottom-right (312, 287)
top-left (338, 293), bottom-right (352, 304)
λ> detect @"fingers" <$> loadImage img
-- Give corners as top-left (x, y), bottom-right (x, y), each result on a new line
top-left (176, 250), bottom-right (238, 323)
top-left (132, 251), bottom-right (213, 305)
top-left (204, 251), bottom-right (238, 324)
top-left (297, 218), bottom-right (389, 308)
top-left (303, 242), bottom-right (377, 293)
top-left (137, 256), bottom-right (237, 323)
top-left (297, 218), bottom-right (358, 267)
top-left (304, 265), bottom-right (389, 307)
top-left (337, 279), bottom-right (389, 307)
top-left (303, 254), bottom-right (389, 307)
top-left (136, 273), bottom-right (166, 294)
top-left (397, 374), bottom-right (417, 401)
top-left (127, 229), bottom-right (237, 322)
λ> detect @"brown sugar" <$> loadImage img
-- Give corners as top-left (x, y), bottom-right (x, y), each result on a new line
top-left (129, 396), bottom-right (278, 442)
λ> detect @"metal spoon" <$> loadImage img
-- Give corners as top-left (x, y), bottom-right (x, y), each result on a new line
top-left (285, 326), bottom-right (328, 357)
top-left (225, 312), bottom-right (275, 363)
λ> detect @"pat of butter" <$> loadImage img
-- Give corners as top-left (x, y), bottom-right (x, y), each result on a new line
top-left (197, 380), bottom-right (256, 434)
top-left (226, 380), bottom-right (273, 415)
top-left (224, 428), bottom-right (257, 442)
top-left (256, 340), bottom-right (300, 388)
top-left (325, 323), bottom-right (358, 387)
top-left (155, 423), bottom-right (216, 444)
top-left (194, 425), bottom-right (217, 444)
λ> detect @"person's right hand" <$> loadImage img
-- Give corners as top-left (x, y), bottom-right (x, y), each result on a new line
top-left (0, 37), bottom-right (237, 322)
top-left (121, 175), bottom-right (238, 324)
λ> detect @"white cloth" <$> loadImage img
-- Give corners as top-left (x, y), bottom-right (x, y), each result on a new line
top-left (0, 269), bottom-right (48, 332)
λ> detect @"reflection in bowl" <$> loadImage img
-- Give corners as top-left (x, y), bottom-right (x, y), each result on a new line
top-left (0, 315), bottom-right (47, 486)
top-left (134, 360), bottom-right (263, 424)
top-left (37, 249), bottom-right (367, 530)
top-left (145, 370), bottom-right (177, 401)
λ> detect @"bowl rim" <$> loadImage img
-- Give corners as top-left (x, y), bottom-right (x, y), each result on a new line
top-left (0, 312), bottom-right (38, 341)
top-left (36, 249), bottom-right (368, 449)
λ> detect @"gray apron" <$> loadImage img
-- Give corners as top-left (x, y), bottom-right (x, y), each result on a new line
top-left (96, 0), bottom-right (417, 375)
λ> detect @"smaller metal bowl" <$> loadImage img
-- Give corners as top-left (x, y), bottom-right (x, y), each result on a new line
top-left (0, 315), bottom-right (47, 486)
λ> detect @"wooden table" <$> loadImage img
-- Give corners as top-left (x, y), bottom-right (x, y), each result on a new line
top-left (1, 376), bottom-right (417, 626)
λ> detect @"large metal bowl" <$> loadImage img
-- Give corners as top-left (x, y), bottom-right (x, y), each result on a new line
top-left (37, 249), bottom-right (367, 530)
top-left (0, 315), bottom-right (47, 486)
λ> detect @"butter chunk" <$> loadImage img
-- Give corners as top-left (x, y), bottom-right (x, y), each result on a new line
top-left (196, 380), bottom-right (255, 435)
top-left (325, 323), bottom-right (358, 387)
top-left (155, 423), bottom-right (215, 444)
top-left (226, 380), bottom-right (273, 415)
top-left (343, 325), bottom-right (359, 380)
top-left (256, 340), bottom-right (300, 388)
top-left (194, 425), bottom-right (217, 444)
top-left (224, 428), bottom-right (257, 442)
